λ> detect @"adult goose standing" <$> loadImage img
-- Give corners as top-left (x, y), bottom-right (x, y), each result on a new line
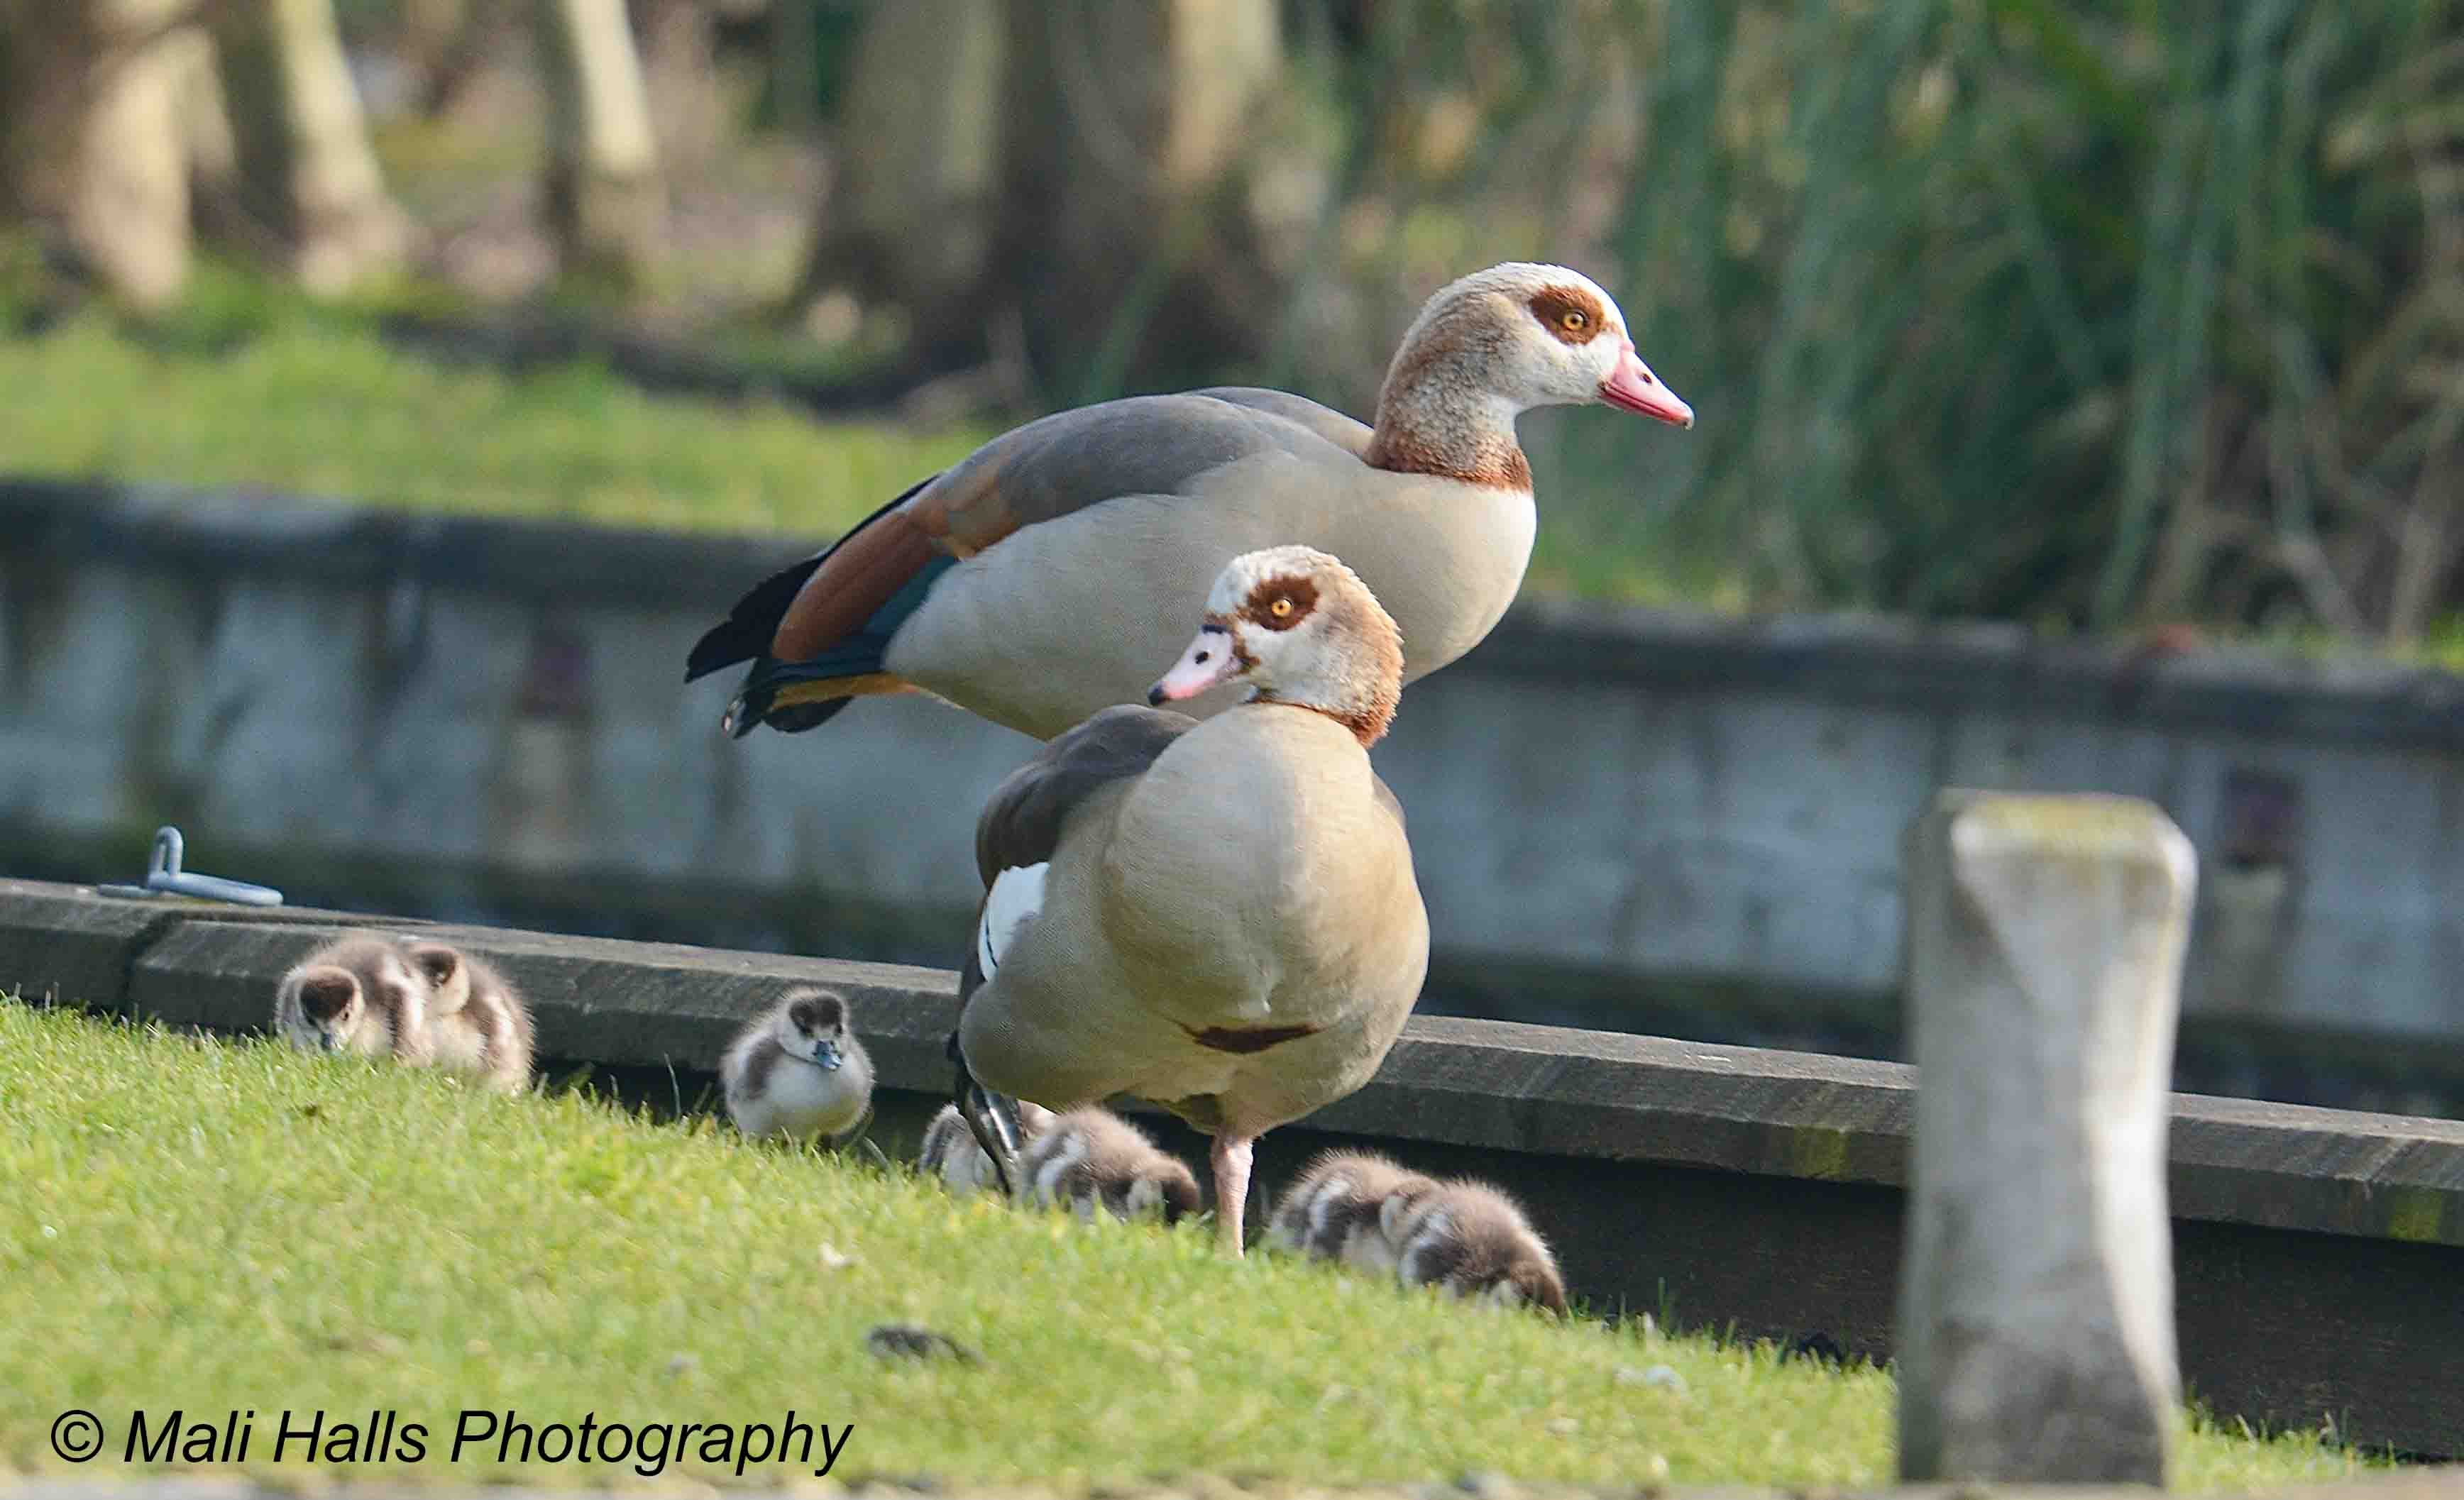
top-left (952, 545), bottom-right (1429, 1254)
top-left (685, 263), bottom-right (1690, 742)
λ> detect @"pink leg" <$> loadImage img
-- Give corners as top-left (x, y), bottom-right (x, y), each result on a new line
top-left (1211, 1134), bottom-right (1255, 1257)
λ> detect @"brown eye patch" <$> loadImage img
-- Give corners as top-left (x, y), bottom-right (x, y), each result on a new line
top-left (1241, 575), bottom-right (1319, 631)
top-left (409, 945), bottom-right (458, 988)
top-left (297, 973), bottom-right (356, 1022)
top-left (1528, 285), bottom-right (1609, 346)
top-left (788, 992), bottom-right (846, 1033)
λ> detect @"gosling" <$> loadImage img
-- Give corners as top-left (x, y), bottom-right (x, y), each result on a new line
top-left (1017, 1107), bottom-right (1201, 1224)
top-left (273, 934), bottom-right (437, 1065)
top-left (722, 988), bottom-right (875, 1145)
top-left (1389, 1179), bottom-right (1570, 1315)
top-left (403, 941), bottom-right (535, 1093)
top-left (1267, 1147), bottom-right (1440, 1275)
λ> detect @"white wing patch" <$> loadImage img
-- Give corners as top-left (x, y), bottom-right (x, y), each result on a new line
top-left (976, 861), bottom-right (1050, 981)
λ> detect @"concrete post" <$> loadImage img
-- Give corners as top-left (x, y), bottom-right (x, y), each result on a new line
top-left (1897, 791), bottom-right (2196, 1485)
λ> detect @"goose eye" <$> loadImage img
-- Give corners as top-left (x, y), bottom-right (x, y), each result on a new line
top-left (1270, 597), bottom-right (1294, 619)
top-left (1560, 309), bottom-right (1587, 332)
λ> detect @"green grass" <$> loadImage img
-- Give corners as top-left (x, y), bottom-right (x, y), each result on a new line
top-left (0, 1000), bottom-right (2376, 1490)
top-left (0, 306), bottom-right (991, 541)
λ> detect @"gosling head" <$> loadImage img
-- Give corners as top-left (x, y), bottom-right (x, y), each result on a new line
top-left (777, 987), bottom-right (852, 1071)
top-left (275, 937), bottom-right (422, 1058)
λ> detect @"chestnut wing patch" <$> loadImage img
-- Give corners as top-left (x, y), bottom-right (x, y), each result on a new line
top-left (683, 473), bottom-right (938, 683)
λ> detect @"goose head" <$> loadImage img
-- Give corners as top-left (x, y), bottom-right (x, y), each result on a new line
top-left (290, 968), bottom-right (371, 1053)
top-left (1147, 545), bottom-right (1404, 746)
top-left (777, 986), bottom-right (852, 1070)
top-left (1108, 1159), bottom-right (1204, 1225)
top-left (1483, 1255), bottom-right (1571, 1316)
top-left (407, 942), bottom-right (469, 1015)
top-left (1378, 261), bottom-right (1691, 428)
top-left (280, 947), bottom-right (416, 1057)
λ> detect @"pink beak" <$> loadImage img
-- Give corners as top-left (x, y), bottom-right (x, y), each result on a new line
top-left (1147, 625), bottom-right (1243, 705)
top-left (1598, 343), bottom-right (1693, 429)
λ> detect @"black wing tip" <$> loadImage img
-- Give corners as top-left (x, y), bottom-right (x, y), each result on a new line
top-left (720, 674), bottom-right (854, 738)
top-left (684, 636), bottom-right (747, 684)
top-left (681, 548), bottom-right (837, 683)
top-left (719, 663), bottom-right (776, 739)
top-left (683, 602), bottom-right (779, 684)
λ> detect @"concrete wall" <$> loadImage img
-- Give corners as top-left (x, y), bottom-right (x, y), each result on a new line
top-left (4, 479), bottom-right (2463, 1096)
top-left (4, 879), bottom-right (2457, 1457)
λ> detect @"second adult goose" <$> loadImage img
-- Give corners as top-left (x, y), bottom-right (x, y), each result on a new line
top-left (686, 263), bottom-right (1691, 742)
top-left (951, 545), bottom-right (1430, 1254)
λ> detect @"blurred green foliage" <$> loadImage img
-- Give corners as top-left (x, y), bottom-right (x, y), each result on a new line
top-left (1529, 1), bottom-right (2464, 643)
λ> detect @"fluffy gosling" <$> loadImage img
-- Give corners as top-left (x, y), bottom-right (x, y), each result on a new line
top-left (722, 987), bottom-right (875, 1144)
top-left (274, 934), bottom-right (436, 1065)
top-left (1016, 1107), bottom-right (1201, 1224)
top-left (1389, 1179), bottom-right (1569, 1315)
top-left (403, 941), bottom-right (535, 1093)
top-left (1267, 1147), bottom-right (1441, 1275)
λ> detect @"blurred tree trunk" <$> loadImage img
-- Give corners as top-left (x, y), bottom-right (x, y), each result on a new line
top-left (0, 0), bottom-right (201, 309)
top-left (795, 0), bottom-right (1004, 360)
top-left (212, 0), bottom-right (411, 294)
top-left (403, 0), bottom-right (486, 116)
top-left (532, 0), bottom-right (664, 287)
top-left (995, 0), bottom-right (1314, 397)
top-left (764, 0), bottom-right (818, 139)
top-left (175, 27), bottom-right (238, 195)
top-left (637, 0), bottom-right (724, 167)
top-left (175, 24), bottom-right (255, 258)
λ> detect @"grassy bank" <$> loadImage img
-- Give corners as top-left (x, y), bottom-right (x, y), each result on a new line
top-left (0, 308), bottom-right (990, 541)
top-left (0, 999), bottom-right (2375, 1489)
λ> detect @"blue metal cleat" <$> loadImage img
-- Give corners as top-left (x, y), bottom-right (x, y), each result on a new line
top-left (95, 827), bottom-right (283, 907)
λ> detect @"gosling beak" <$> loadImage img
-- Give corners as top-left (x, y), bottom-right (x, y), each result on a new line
top-left (1597, 342), bottom-right (1693, 429)
top-left (814, 1039), bottom-right (843, 1072)
top-left (1148, 623), bottom-right (1242, 705)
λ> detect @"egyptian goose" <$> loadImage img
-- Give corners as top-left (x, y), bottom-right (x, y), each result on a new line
top-left (1267, 1147), bottom-right (1440, 1274)
top-left (950, 545), bottom-right (1430, 1254)
top-left (403, 941), bottom-right (536, 1093)
top-left (685, 263), bottom-right (1690, 742)
top-left (1389, 1179), bottom-right (1569, 1315)
top-left (721, 987), bottom-right (876, 1145)
top-left (1016, 1107), bottom-right (1203, 1224)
